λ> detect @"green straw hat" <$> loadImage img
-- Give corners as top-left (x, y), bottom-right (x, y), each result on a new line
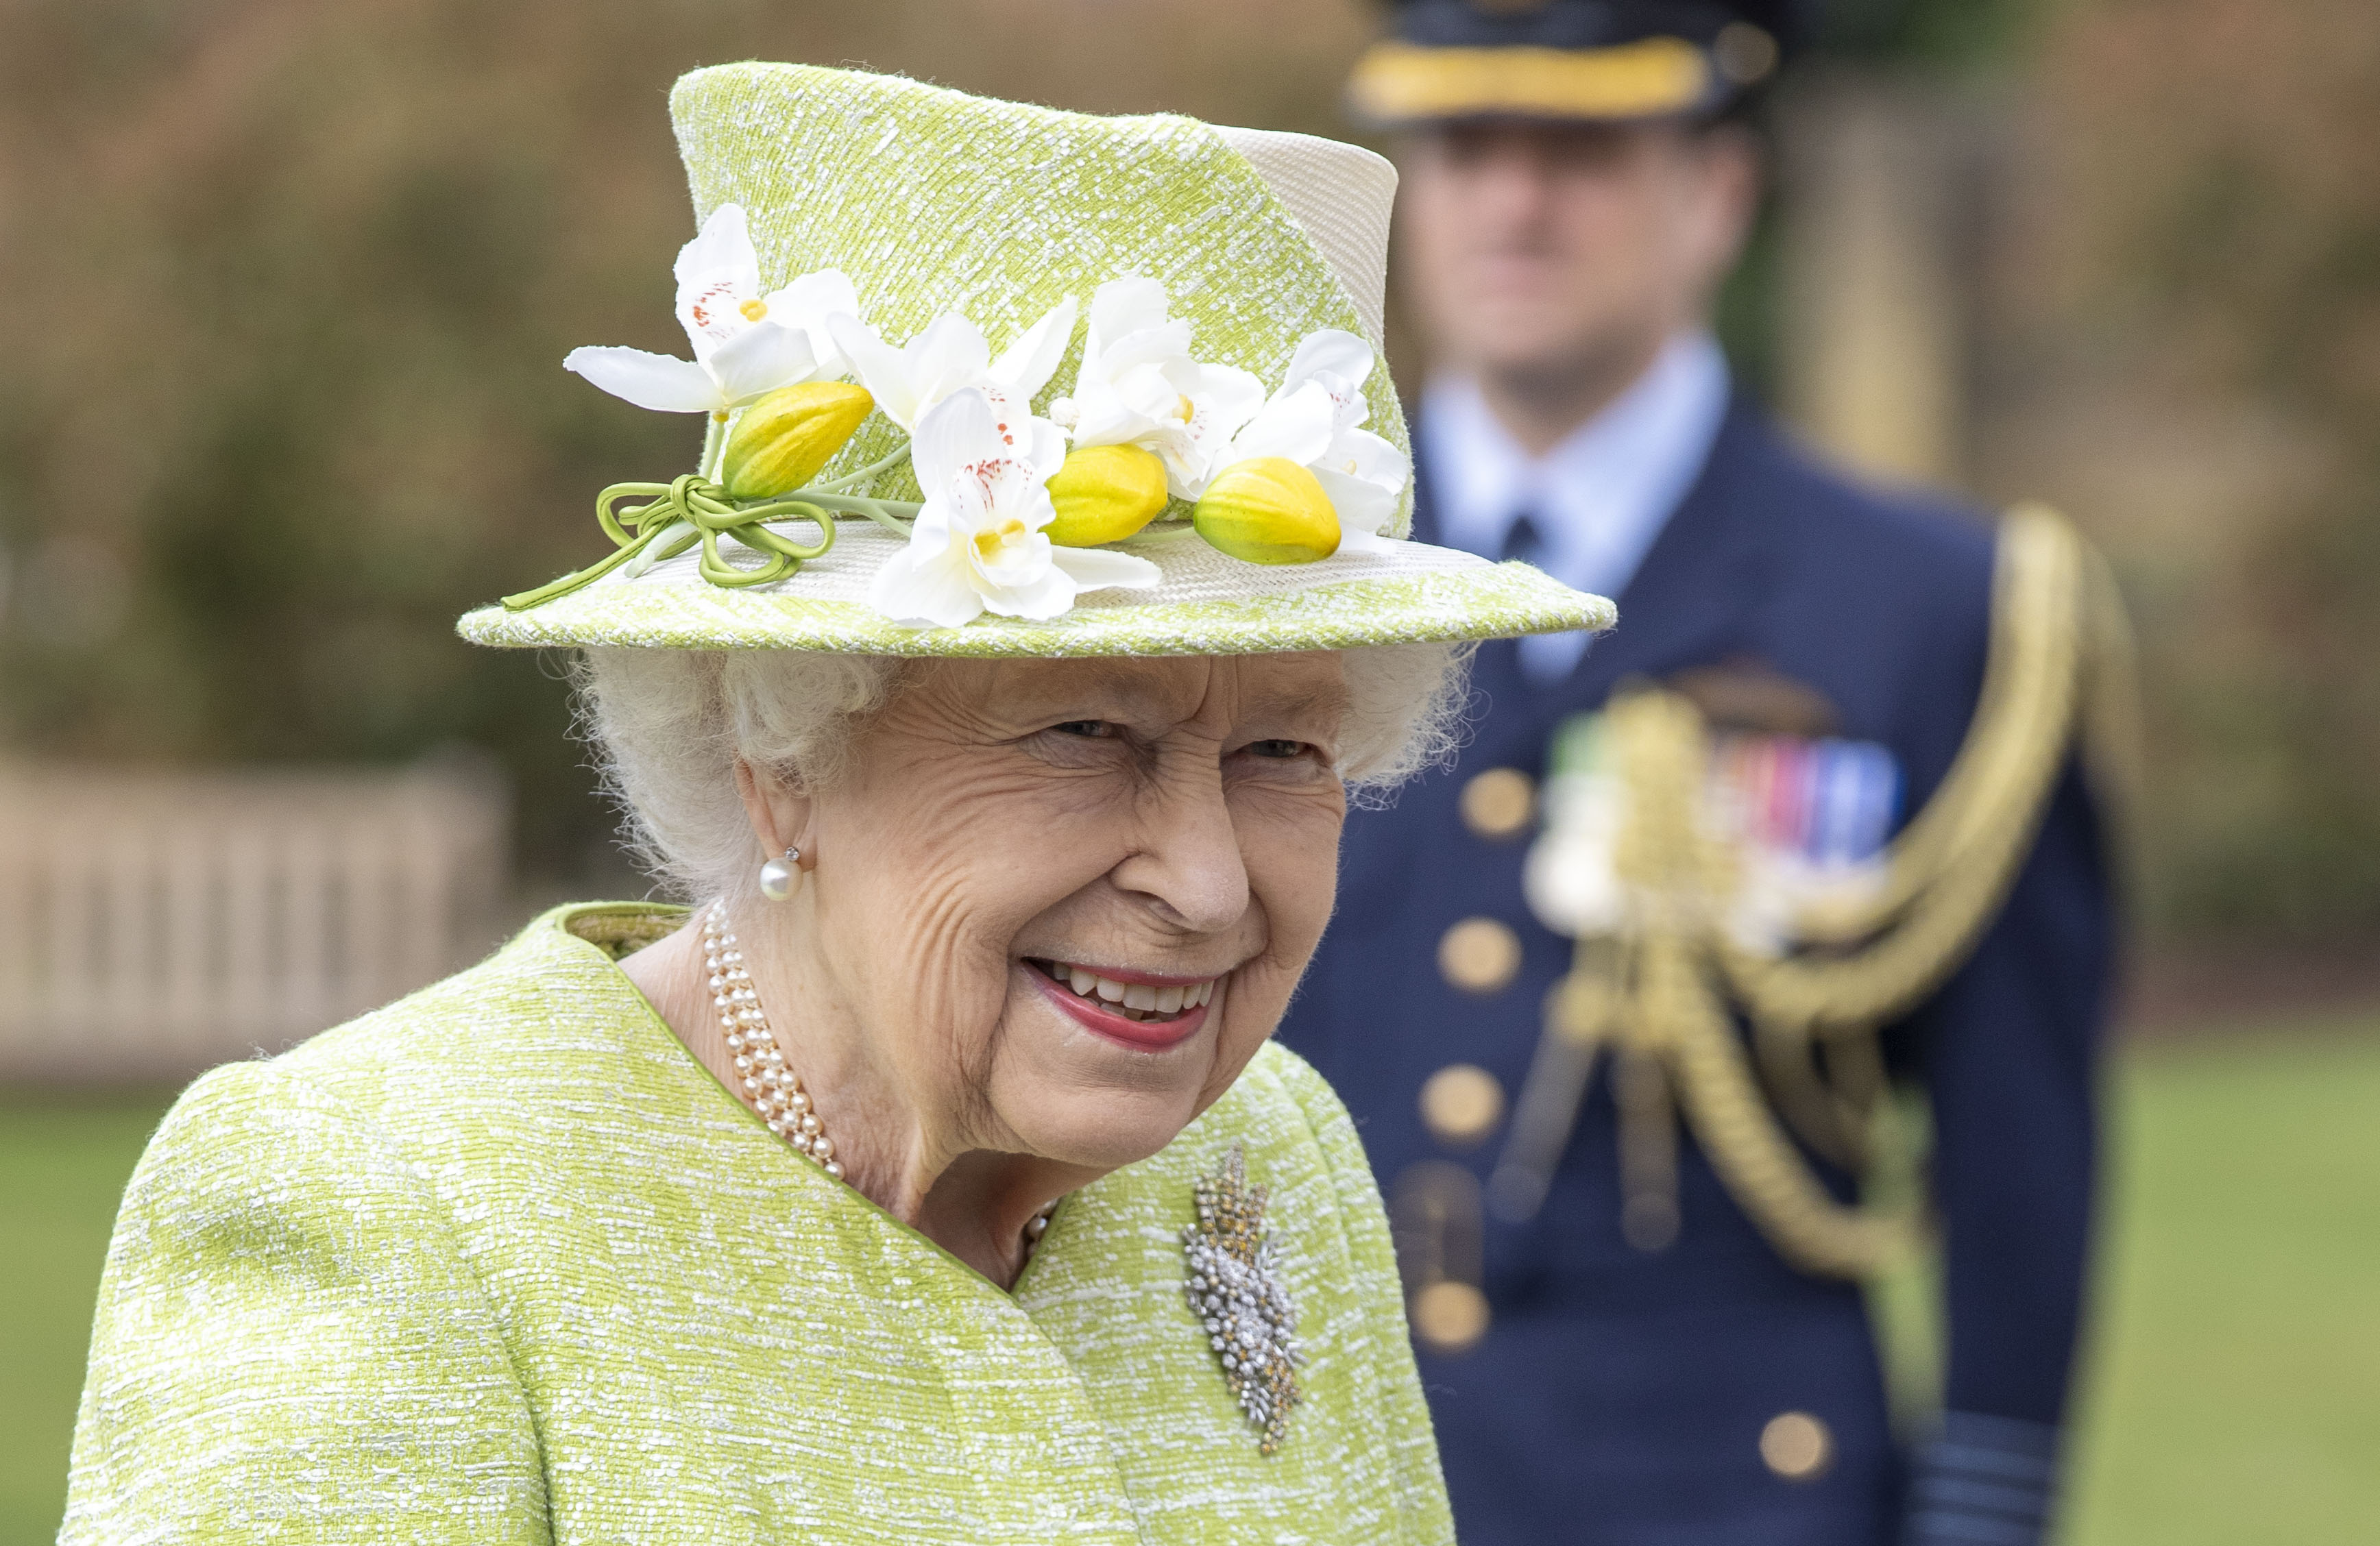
top-left (457, 62), bottom-right (1614, 658)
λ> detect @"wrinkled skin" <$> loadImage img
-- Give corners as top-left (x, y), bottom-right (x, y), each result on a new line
top-left (1400, 117), bottom-right (1760, 452)
top-left (627, 653), bottom-right (1350, 1286)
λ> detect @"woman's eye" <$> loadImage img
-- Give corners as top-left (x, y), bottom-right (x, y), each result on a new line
top-left (1050, 720), bottom-right (1119, 739)
top-left (1247, 739), bottom-right (1308, 759)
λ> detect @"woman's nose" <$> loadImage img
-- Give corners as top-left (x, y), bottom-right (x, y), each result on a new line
top-left (1109, 765), bottom-right (1250, 935)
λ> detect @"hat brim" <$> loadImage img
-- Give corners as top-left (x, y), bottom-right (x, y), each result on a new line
top-left (458, 522), bottom-right (1612, 657)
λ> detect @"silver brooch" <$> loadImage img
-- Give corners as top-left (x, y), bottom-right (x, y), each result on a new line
top-left (1182, 1142), bottom-right (1303, 1453)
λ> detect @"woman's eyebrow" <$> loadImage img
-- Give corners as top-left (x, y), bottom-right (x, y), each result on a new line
top-left (1245, 681), bottom-right (1353, 726)
top-left (1010, 663), bottom-right (1350, 728)
top-left (1010, 662), bottom-right (1189, 722)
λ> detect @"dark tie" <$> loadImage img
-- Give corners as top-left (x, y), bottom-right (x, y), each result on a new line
top-left (1498, 509), bottom-right (1546, 568)
top-left (1496, 508), bottom-right (1591, 685)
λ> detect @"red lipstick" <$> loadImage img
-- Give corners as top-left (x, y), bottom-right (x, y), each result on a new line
top-left (1025, 962), bottom-right (1213, 1051)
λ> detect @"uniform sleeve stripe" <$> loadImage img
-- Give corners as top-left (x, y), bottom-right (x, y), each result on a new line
top-left (1904, 1410), bottom-right (2062, 1546)
top-left (1906, 1511), bottom-right (2047, 1546)
top-left (1923, 1443), bottom-right (2058, 1482)
top-left (1910, 1476), bottom-right (2050, 1519)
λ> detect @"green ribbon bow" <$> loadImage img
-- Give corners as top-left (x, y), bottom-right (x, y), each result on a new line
top-left (501, 476), bottom-right (837, 612)
top-left (501, 428), bottom-right (932, 613)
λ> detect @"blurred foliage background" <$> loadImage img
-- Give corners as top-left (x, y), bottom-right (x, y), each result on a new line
top-left (1975, 0), bottom-right (2380, 939)
top-left (0, 0), bottom-right (2372, 952)
top-left (0, 0), bottom-right (1411, 893)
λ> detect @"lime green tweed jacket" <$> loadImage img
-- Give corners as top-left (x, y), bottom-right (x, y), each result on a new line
top-left (62, 905), bottom-right (1452, 1544)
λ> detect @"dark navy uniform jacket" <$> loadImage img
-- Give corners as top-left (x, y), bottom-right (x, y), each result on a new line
top-left (1280, 397), bottom-right (2113, 1546)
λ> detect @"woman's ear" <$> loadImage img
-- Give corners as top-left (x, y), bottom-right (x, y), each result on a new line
top-left (733, 757), bottom-right (818, 870)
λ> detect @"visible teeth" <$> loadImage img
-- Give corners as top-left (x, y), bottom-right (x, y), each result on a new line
top-left (1045, 962), bottom-right (1222, 1018)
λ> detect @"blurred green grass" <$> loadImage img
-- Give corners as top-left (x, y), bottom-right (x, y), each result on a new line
top-left (0, 1092), bottom-right (176, 1546)
top-left (2063, 1020), bottom-right (2380, 1545)
top-left (3, 1024), bottom-right (2377, 1544)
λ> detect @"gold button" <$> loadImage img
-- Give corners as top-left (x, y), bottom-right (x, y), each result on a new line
top-left (1409, 1281), bottom-right (1491, 1355)
top-left (1438, 917), bottom-right (1522, 994)
top-left (1759, 1411), bottom-right (1834, 1481)
top-left (1420, 1064), bottom-right (1506, 1148)
top-left (1459, 767), bottom-right (1536, 839)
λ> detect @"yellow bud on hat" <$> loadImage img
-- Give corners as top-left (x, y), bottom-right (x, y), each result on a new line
top-left (721, 382), bottom-right (875, 499)
top-left (1193, 458), bottom-right (1341, 566)
top-left (1045, 444), bottom-right (1170, 548)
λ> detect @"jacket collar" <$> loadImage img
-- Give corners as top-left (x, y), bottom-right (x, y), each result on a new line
top-left (1416, 392), bottom-right (1784, 708)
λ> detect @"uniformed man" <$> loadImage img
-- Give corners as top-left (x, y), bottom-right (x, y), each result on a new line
top-left (1282, 4), bottom-right (2123, 1544)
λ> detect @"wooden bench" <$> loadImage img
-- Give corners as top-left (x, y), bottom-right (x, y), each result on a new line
top-left (0, 761), bottom-right (509, 1083)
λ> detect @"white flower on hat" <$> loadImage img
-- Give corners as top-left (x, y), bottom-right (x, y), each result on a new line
top-left (1216, 329), bottom-right (1410, 539)
top-left (565, 203), bottom-right (859, 413)
top-left (828, 298), bottom-right (1079, 435)
top-left (1049, 275), bottom-right (1267, 498)
top-left (869, 387), bottom-right (1160, 628)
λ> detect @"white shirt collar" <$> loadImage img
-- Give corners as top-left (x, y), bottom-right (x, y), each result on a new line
top-left (1422, 330), bottom-right (1732, 602)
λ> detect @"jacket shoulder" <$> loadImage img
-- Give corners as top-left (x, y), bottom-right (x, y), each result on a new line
top-left (104, 907), bottom-right (666, 1234)
top-left (1731, 412), bottom-right (1995, 583)
top-left (228, 904), bottom-right (707, 1181)
top-left (275, 903), bottom-right (673, 1083)
top-left (1699, 413), bottom-right (2002, 744)
top-left (1747, 419), bottom-right (1995, 601)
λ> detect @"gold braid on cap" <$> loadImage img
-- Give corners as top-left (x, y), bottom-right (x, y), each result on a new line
top-left (1347, 38), bottom-right (1714, 123)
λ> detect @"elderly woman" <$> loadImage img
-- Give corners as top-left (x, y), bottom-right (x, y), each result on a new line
top-left (62, 63), bottom-right (1609, 1545)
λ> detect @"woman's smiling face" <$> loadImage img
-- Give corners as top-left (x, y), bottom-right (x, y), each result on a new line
top-left (794, 652), bottom-right (1350, 1173)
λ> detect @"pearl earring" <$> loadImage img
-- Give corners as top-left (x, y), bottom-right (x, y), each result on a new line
top-left (757, 845), bottom-right (802, 902)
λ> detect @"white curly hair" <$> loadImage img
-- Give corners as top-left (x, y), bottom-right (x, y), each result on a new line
top-left (574, 645), bottom-right (1472, 903)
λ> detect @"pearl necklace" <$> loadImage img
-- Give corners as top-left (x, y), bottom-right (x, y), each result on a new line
top-left (699, 900), bottom-right (1062, 1255)
top-left (703, 900), bottom-right (843, 1179)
